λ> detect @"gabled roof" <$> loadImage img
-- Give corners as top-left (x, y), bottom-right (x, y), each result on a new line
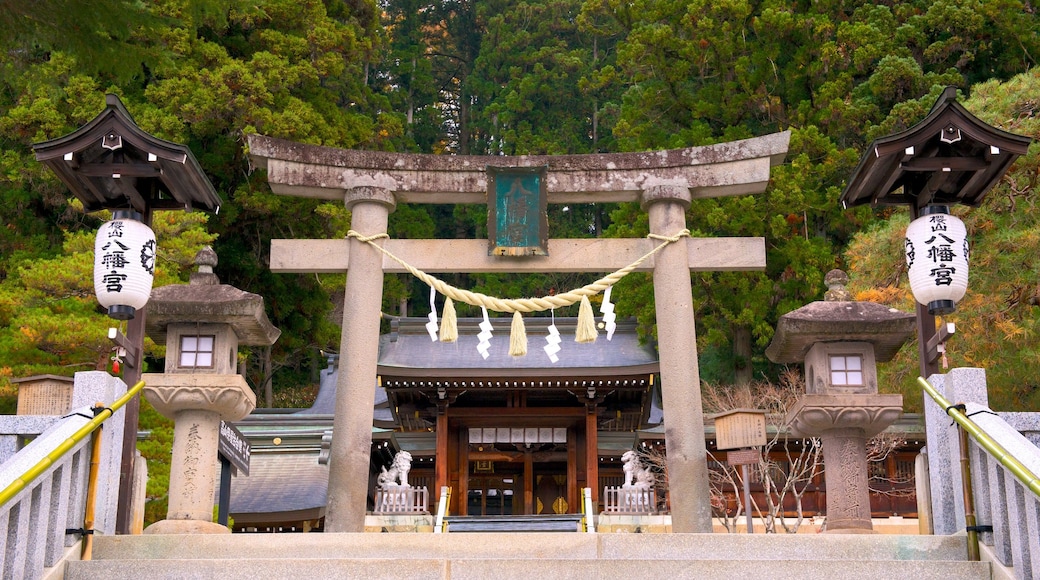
top-left (32, 94), bottom-right (221, 213)
top-left (377, 317), bottom-right (659, 390)
top-left (840, 87), bottom-right (1032, 210)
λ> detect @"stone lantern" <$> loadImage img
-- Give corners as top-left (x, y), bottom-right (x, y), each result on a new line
top-left (142, 247), bottom-right (280, 534)
top-left (765, 269), bottom-right (915, 533)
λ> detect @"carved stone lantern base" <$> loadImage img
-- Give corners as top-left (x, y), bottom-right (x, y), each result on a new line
top-left (786, 394), bottom-right (902, 534)
top-left (142, 373), bottom-right (256, 534)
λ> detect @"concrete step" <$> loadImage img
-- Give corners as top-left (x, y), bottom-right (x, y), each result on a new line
top-left (66, 533), bottom-right (990, 580)
top-left (86, 532), bottom-right (973, 562)
top-left (443, 514), bottom-right (585, 532)
top-left (66, 556), bottom-right (990, 580)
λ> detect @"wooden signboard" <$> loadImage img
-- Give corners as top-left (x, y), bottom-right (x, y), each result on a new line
top-left (726, 448), bottom-right (761, 466)
top-left (487, 166), bottom-right (548, 256)
top-left (712, 408), bottom-right (767, 451)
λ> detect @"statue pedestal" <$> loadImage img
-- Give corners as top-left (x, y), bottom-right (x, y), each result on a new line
top-left (142, 373), bottom-right (256, 534)
top-left (786, 394), bottom-right (902, 533)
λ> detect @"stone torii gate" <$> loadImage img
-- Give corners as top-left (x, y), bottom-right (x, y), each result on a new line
top-left (247, 132), bottom-right (790, 533)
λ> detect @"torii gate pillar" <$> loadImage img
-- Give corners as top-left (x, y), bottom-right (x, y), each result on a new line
top-left (643, 184), bottom-right (712, 532)
top-left (325, 187), bottom-right (395, 532)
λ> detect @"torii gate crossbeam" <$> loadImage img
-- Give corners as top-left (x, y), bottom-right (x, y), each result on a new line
top-left (248, 132), bottom-right (790, 533)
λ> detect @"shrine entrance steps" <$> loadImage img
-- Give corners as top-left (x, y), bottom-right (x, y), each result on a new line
top-left (64, 532), bottom-right (989, 579)
top-left (443, 514), bottom-right (585, 532)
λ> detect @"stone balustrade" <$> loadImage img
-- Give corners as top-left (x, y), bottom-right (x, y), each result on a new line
top-left (374, 486), bottom-right (429, 514)
top-left (0, 372), bottom-right (127, 580)
top-left (923, 368), bottom-right (1040, 580)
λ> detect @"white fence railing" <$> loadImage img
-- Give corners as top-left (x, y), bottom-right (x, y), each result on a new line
top-left (374, 486), bottom-right (429, 514)
top-left (922, 368), bottom-right (1040, 580)
top-left (0, 372), bottom-right (126, 580)
top-left (602, 486), bottom-right (657, 514)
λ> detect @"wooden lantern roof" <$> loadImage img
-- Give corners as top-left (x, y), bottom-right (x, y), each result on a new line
top-left (840, 87), bottom-right (1032, 211)
top-left (32, 94), bottom-right (221, 214)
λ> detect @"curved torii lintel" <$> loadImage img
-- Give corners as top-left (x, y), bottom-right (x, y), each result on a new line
top-left (246, 132), bottom-right (791, 204)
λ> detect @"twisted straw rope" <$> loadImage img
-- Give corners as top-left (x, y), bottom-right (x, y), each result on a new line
top-left (346, 229), bottom-right (691, 314)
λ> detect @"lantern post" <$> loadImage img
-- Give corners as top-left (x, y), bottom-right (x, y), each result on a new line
top-left (33, 94), bottom-right (221, 534)
top-left (840, 87), bottom-right (1031, 378)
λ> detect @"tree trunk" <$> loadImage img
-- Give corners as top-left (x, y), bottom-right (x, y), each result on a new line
top-left (262, 345), bottom-right (274, 408)
top-left (733, 324), bottom-right (752, 386)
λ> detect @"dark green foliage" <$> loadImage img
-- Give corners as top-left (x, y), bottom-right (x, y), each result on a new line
top-left (0, 0), bottom-right (1038, 412)
top-left (137, 397), bottom-right (174, 526)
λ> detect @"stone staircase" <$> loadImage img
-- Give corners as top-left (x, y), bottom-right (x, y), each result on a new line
top-left (443, 514), bottom-right (585, 532)
top-left (65, 532), bottom-right (990, 579)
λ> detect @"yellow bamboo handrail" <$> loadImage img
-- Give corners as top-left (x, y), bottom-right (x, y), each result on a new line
top-left (918, 376), bottom-right (1040, 498)
top-left (0, 380), bottom-right (146, 507)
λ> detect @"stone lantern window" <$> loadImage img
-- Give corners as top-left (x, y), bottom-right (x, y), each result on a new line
top-left (165, 323), bottom-right (238, 374)
top-left (179, 335), bottom-right (216, 368)
top-left (828, 353), bottom-right (864, 387)
top-left (804, 342), bottom-right (877, 395)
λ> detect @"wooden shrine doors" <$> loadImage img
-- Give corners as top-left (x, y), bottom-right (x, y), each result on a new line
top-left (441, 410), bottom-right (594, 516)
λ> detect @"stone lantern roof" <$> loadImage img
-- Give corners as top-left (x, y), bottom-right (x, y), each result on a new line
top-left (145, 247), bottom-right (280, 346)
top-left (765, 270), bottom-right (916, 364)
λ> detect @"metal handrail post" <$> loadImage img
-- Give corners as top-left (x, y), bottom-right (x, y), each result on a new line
top-left (957, 423), bottom-right (980, 561)
top-left (80, 404), bottom-right (107, 560)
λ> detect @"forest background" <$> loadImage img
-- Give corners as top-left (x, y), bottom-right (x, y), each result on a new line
top-left (1, 0), bottom-right (1039, 416)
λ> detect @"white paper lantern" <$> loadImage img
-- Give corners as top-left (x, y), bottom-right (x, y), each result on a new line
top-left (904, 206), bottom-right (968, 315)
top-left (94, 210), bottom-right (156, 320)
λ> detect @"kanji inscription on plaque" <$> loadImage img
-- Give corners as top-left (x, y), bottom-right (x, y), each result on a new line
top-left (487, 166), bottom-right (549, 256)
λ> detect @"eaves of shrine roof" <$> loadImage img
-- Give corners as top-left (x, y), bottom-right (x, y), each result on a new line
top-left (377, 317), bottom-right (659, 379)
top-left (840, 86), bottom-right (1032, 210)
top-left (32, 94), bottom-right (221, 214)
top-left (226, 451), bottom-right (327, 524)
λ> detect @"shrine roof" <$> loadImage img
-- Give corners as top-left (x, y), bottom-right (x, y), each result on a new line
top-left (840, 87), bottom-right (1031, 210)
top-left (377, 317), bottom-right (659, 384)
top-left (33, 94), bottom-right (221, 214)
top-left (227, 451), bottom-right (327, 524)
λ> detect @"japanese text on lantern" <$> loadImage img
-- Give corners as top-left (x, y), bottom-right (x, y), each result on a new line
top-left (906, 214), bottom-right (962, 287)
top-left (100, 221), bottom-right (130, 292)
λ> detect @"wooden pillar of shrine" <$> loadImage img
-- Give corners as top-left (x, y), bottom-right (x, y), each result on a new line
top-left (585, 408), bottom-right (599, 504)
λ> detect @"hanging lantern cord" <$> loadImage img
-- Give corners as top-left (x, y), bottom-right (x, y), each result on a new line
top-left (345, 229), bottom-right (691, 314)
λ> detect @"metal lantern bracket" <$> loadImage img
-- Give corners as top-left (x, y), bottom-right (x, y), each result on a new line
top-left (925, 322), bottom-right (956, 370)
top-left (107, 327), bottom-right (140, 370)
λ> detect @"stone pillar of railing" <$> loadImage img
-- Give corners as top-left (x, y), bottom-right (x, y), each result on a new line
top-left (69, 371), bottom-right (128, 536)
top-left (923, 367), bottom-right (989, 535)
top-left (965, 399), bottom-right (1040, 579)
top-left (0, 371), bottom-right (126, 579)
